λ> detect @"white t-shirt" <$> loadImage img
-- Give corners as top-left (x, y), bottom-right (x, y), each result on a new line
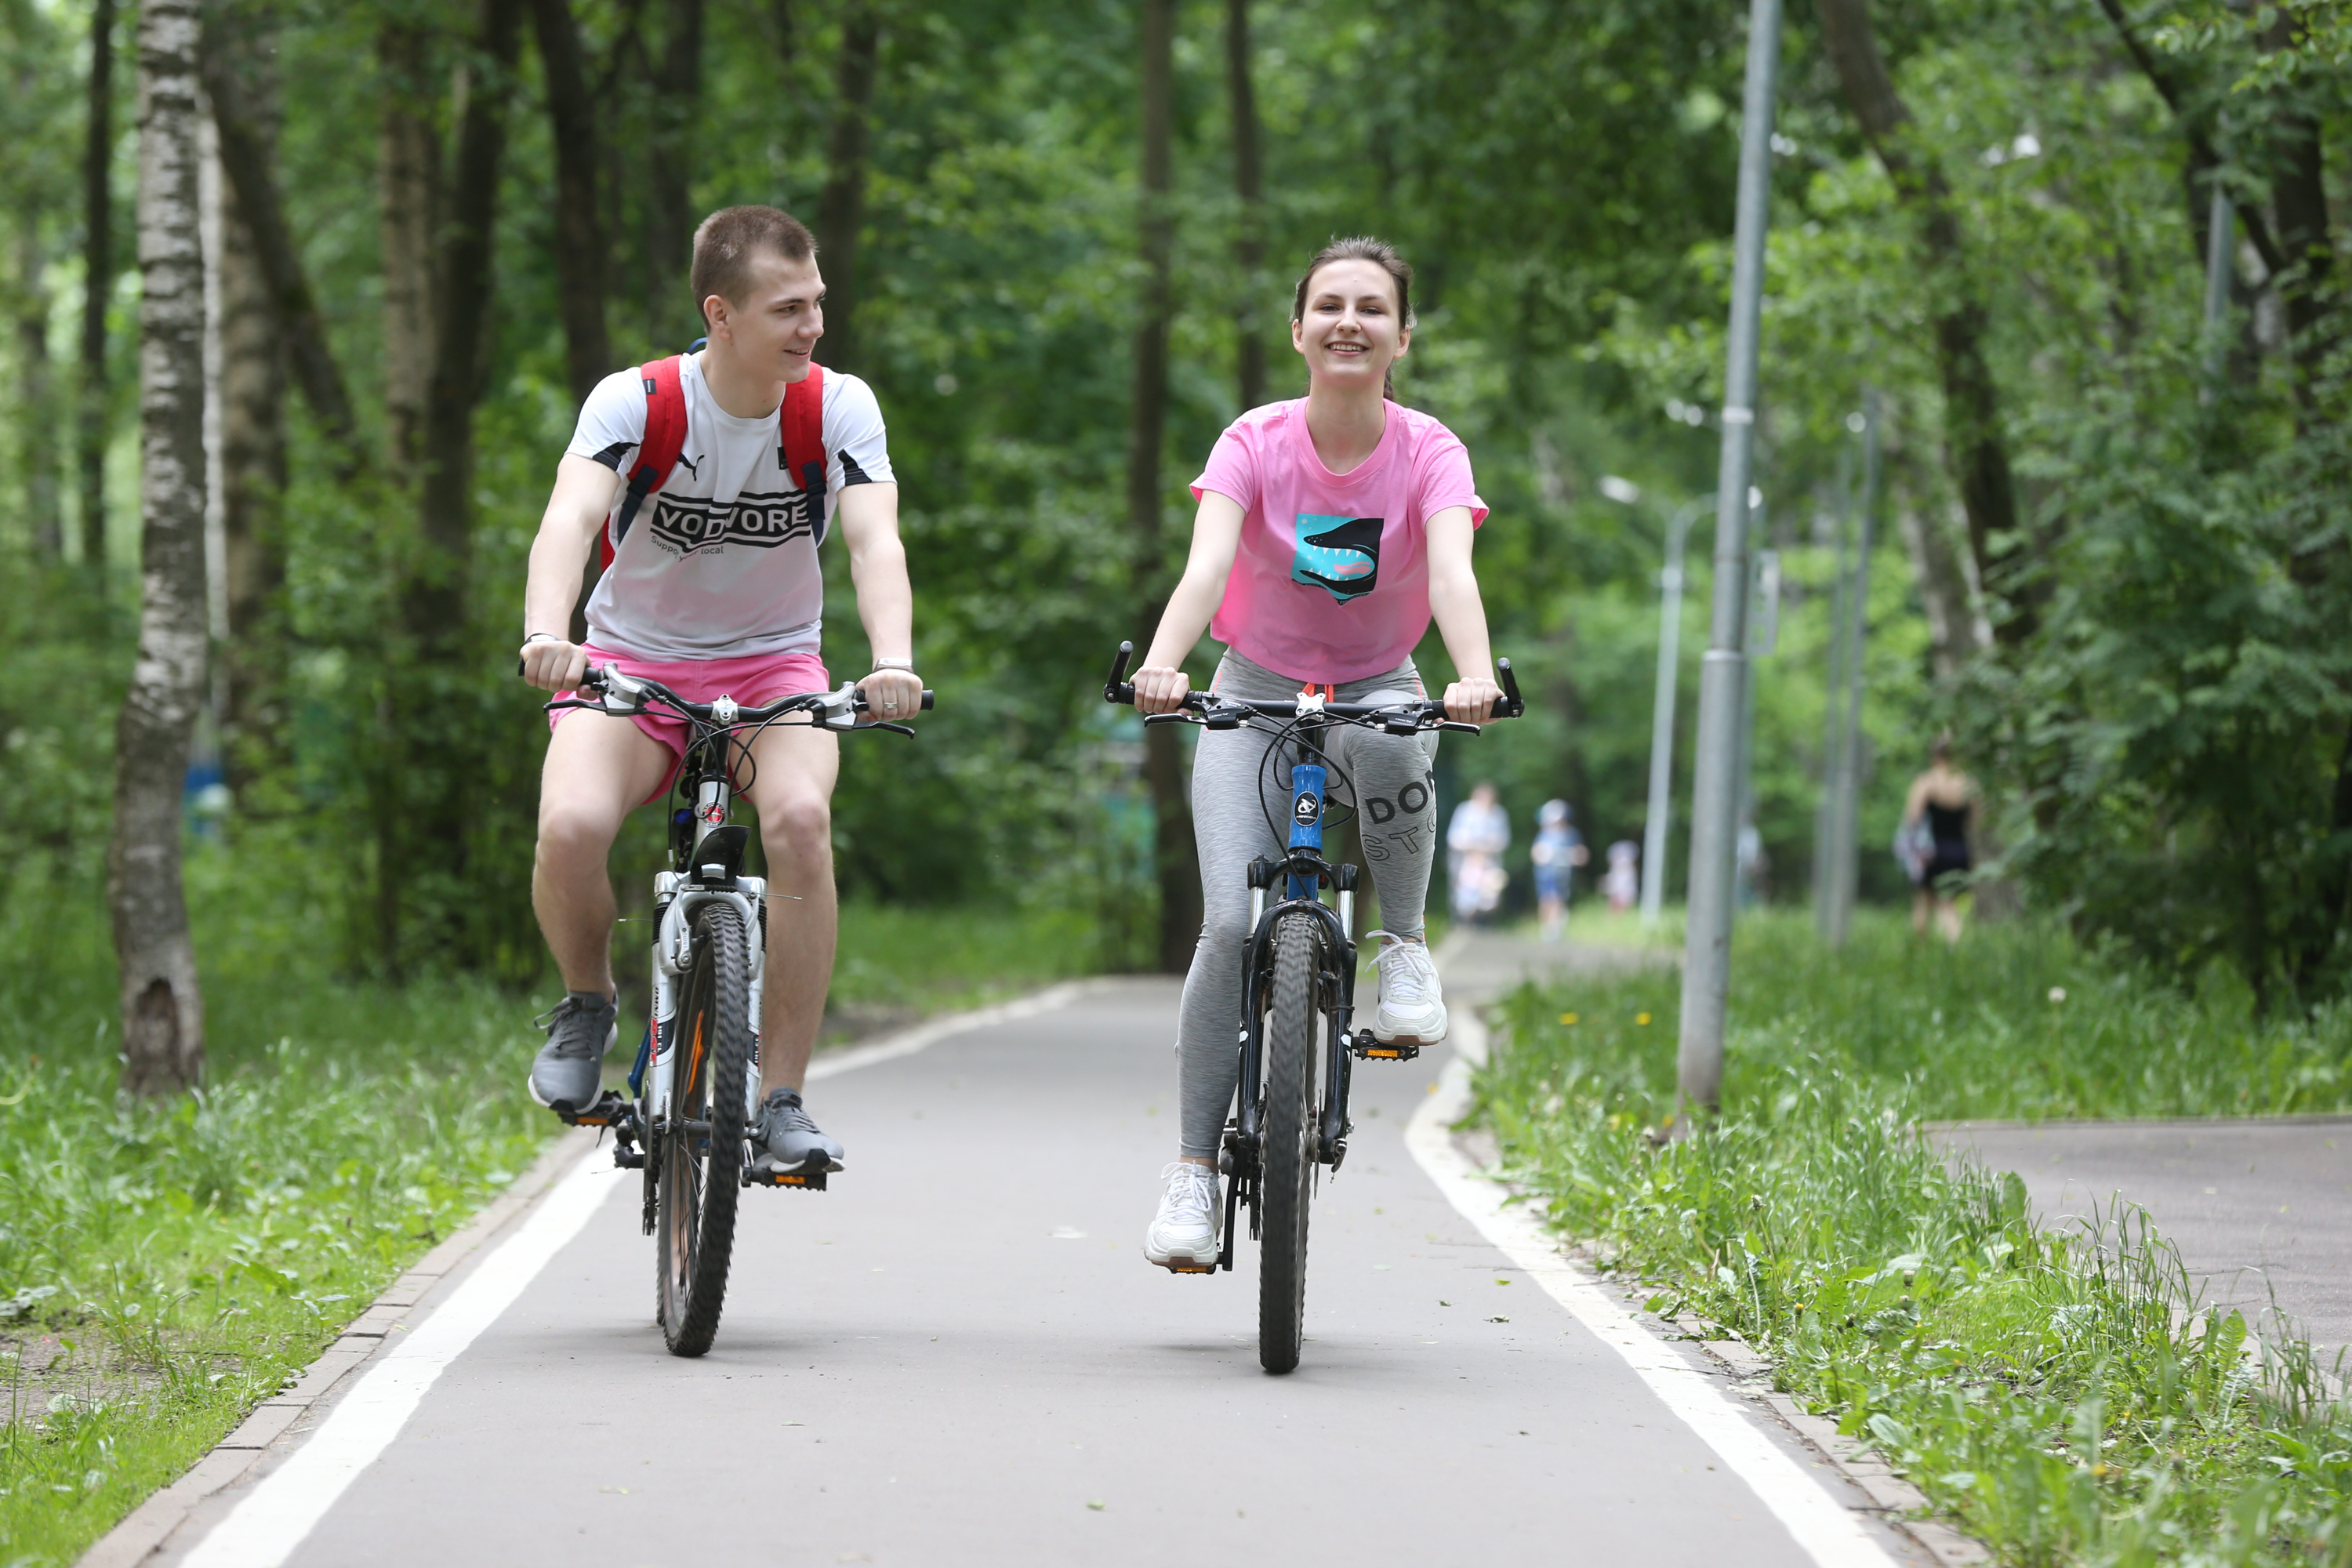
top-left (565, 352), bottom-right (895, 660)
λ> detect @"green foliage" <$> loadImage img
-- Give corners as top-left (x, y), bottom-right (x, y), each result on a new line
top-left (1479, 911), bottom-right (2352, 1565)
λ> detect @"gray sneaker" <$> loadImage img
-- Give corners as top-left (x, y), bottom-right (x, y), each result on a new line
top-left (750, 1087), bottom-right (845, 1175)
top-left (528, 992), bottom-right (619, 1115)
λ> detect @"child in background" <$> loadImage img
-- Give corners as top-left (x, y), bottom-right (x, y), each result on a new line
top-left (1602, 839), bottom-right (1640, 913)
top-left (1530, 799), bottom-right (1588, 941)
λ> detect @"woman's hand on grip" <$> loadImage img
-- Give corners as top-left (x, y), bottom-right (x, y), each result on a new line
top-left (1132, 665), bottom-right (1192, 716)
top-left (1443, 676), bottom-right (1501, 726)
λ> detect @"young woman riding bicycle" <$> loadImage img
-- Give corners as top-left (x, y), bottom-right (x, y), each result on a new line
top-left (1129, 236), bottom-right (1503, 1271)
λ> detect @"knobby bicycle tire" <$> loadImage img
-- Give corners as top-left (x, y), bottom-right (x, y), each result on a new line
top-left (655, 900), bottom-right (752, 1356)
top-left (1257, 911), bottom-right (1320, 1374)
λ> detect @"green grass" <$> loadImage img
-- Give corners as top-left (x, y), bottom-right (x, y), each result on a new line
top-left (0, 853), bottom-right (1106, 1566)
top-left (1475, 911), bottom-right (2352, 1566)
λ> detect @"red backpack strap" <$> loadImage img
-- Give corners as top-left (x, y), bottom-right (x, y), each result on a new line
top-left (779, 363), bottom-right (829, 545)
top-left (606, 355), bottom-right (688, 566)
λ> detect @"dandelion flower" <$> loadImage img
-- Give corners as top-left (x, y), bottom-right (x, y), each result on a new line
top-left (1635, 1011), bottom-right (1653, 1025)
top-left (2049, 987), bottom-right (2067, 1004)
top-left (1559, 1011), bottom-right (1580, 1025)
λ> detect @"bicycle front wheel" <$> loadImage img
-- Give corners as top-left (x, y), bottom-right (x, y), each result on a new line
top-left (655, 900), bottom-right (752, 1356)
top-left (1257, 910), bottom-right (1321, 1374)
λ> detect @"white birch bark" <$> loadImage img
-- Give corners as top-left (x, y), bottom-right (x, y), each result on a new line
top-left (111, 0), bottom-right (209, 1097)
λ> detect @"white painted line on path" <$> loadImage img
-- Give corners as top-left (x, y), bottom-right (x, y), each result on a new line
top-left (176, 982), bottom-right (1091, 1568)
top-left (1406, 1007), bottom-right (1900, 1568)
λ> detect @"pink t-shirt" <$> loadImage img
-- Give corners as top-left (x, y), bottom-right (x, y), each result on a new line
top-left (1189, 398), bottom-right (1486, 684)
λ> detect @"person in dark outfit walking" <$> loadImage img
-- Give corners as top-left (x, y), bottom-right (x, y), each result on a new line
top-left (1902, 737), bottom-right (1977, 944)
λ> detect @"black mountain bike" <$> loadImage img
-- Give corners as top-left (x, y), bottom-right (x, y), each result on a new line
top-left (545, 664), bottom-right (930, 1357)
top-left (1104, 642), bottom-right (1523, 1372)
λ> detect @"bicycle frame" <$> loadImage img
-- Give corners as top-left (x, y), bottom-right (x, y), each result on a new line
top-left (544, 668), bottom-right (926, 1202)
top-left (1100, 641), bottom-right (1524, 1276)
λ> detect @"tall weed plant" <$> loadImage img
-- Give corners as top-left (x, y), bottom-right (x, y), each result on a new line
top-left (1479, 912), bottom-right (2352, 1566)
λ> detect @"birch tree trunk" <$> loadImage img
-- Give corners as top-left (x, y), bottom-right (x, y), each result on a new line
top-left (113, 0), bottom-right (208, 1098)
top-left (210, 4), bottom-right (288, 794)
top-left (79, 0), bottom-right (116, 575)
top-left (1129, 0), bottom-right (1199, 974)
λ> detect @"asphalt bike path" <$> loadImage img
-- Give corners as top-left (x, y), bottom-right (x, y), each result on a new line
top-left (155, 971), bottom-right (1922, 1567)
top-left (1936, 1118), bottom-right (2352, 1357)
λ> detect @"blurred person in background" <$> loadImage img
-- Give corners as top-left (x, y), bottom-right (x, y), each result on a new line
top-left (1903, 736), bottom-right (1977, 944)
top-left (1602, 839), bottom-right (1639, 913)
top-left (1530, 798), bottom-right (1588, 941)
top-left (1447, 780), bottom-right (1510, 925)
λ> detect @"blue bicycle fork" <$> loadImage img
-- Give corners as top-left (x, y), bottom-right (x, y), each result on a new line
top-left (1287, 763), bottom-right (1327, 899)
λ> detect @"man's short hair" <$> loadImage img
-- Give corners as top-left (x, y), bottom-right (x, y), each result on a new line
top-left (690, 206), bottom-right (818, 331)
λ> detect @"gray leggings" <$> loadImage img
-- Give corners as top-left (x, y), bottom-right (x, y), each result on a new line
top-left (1175, 650), bottom-right (1440, 1156)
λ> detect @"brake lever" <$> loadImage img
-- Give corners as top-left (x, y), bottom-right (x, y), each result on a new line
top-left (1436, 720), bottom-right (1485, 735)
top-left (863, 720), bottom-right (917, 738)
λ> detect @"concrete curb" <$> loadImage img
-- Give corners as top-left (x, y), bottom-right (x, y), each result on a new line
top-left (75, 1127), bottom-right (598, 1568)
top-left (1443, 963), bottom-right (1993, 1567)
top-left (74, 979), bottom-right (1111, 1568)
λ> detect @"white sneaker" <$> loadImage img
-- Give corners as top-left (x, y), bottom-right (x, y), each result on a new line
top-left (1143, 1162), bottom-right (1220, 1272)
top-left (1370, 931), bottom-right (1448, 1045)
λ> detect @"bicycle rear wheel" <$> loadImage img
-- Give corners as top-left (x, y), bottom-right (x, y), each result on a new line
top-left (655, 901), bottom-right (751, 1356)
top-left (1257, 911), bottom-right (1321, 1374)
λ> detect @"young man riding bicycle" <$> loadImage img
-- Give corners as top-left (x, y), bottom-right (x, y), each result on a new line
top-left (516, 205), bottom-right (922, 1181)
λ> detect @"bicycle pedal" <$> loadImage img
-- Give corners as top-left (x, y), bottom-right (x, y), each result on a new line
top-left (1163, 1261), bottom-right (1216, 1275)
top-left (745, 1167), bottom-right (828, 1191)
top-left (1351, 1029), bottom-right (1419, 1062)
top-left (560, 1090), bottom-right (633, 1127)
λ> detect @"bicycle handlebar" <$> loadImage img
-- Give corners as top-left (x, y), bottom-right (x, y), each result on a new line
top-left (547, 664), bottom-right (934, 732)
top-left (1102, 641), bottom-right (1524, 729)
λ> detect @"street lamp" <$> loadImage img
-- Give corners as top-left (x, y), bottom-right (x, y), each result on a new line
top-left (1639, 494), bottom-right (1711, 927)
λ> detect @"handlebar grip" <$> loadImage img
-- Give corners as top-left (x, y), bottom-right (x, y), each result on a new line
top-left (851, 686), bottom-right (936, 713)
top-left (1496, 657), bottom-right (1525, 720)
top-left (1105, 641), bottom-right (1137, 706)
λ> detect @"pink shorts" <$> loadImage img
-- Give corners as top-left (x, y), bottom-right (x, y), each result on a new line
top-left (550, 643), bottom-right (832, 803)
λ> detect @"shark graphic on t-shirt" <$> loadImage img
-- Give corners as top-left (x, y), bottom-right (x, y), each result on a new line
top-left (1290, 514), bottom-right (1383, 604)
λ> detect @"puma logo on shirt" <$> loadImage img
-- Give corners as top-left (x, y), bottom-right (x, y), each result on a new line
top-left (1291, 513), bottom-right (1383, 603)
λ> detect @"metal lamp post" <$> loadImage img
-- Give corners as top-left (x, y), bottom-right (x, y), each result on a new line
top-left (1639, 495), bottom-right (1711, 927)
top-left (1677, 0), bottom-right (1782, 1120)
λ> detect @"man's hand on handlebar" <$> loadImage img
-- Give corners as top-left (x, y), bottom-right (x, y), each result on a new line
top-left (1131, 665), bottom-right (1192, 716)
top-left (1444, 676), bottom-right (1502, 727)
top-left (856, 666), bottom-right (926, 724)
top-left (519, 635), bottom-right (590, 693)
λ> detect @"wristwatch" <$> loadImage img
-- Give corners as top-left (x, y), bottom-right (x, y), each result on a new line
top-left (871, 657), bottom-right (915, 672)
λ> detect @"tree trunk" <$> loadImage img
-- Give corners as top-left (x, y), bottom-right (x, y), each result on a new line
top-left (201, 13), bottom-right (364, 480)
top-left (1131, 0), bottom-right (1197, 975)
top-left (2263, 15), bottom-right (2336, 426)
top-left (16, 226), bottom-right (62, 557)
top-left (1816, 0), bottom-right (2037, 648)
top-left (814, 5), bottom-right (880, 374)
top-left (79, 0), bottom-right (115, 575)
top-left (114, 0), bottom-right (208, 1098)
top-left (532, 0), bottom-right (610, 407)
top-left (209, 3), bottom-right (289, 796)
top-left (378, 23), bottom-right (439, 468)
top-left (648, 0), bottom-right (702, 317)
top-left (379, 0), bottom-right (524, 969)
top-left (1225, 0), bottom-right (1265, 412)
